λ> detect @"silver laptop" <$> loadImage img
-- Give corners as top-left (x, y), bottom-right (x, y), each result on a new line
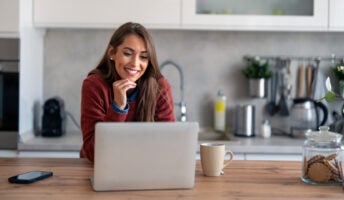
top-left (91, 122), bottom-right (199, 191)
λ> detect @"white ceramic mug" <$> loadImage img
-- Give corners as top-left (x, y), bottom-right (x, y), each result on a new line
top-left (200, 143), bottom-right (234, 176)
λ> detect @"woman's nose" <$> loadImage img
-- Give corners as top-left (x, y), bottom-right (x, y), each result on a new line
top-left (131, 55), bottom-right (140, 67)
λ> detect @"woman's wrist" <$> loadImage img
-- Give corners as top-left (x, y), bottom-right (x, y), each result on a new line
top-left (112, 101), bottom-right (129, 114)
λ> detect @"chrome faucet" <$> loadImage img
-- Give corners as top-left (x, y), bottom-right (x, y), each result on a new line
top-left (160, 60), bottom-right (187, 122)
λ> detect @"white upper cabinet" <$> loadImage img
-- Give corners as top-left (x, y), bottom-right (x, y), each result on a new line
top-left (329, 0), bottom-right (344, 31)
top-left (31, 0), bottom-right (344, 32)
top-left (33, 0), bottom-right (181, 29)
top-left (0, 0), bottom-right (19, 38)
top-left (182, 0), bottom-right (328, 31)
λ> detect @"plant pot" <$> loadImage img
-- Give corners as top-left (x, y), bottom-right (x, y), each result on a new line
top-left (248, 78), bottom-right (267, 98)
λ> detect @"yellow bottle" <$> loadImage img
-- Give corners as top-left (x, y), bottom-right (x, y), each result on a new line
top-left (214, 90), bottom-right (226, 133)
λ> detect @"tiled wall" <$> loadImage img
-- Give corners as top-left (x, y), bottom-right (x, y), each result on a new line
top-left (43, 29), bottom-right (344, 134)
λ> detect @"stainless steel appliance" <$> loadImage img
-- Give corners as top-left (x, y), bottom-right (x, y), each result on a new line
top-left (289, 98), bottom-right (328, 138)
top-left (235, 104), bottom-right (255, 137)
top-left (0, 60), bottom-right (19, 149)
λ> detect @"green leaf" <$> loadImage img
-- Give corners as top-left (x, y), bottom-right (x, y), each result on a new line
top-left (324, 91), bottom-right (337, 102)
top-left (243, 59), bottom-right (273, 79)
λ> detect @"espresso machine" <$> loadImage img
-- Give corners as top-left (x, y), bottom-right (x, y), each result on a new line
top-left (41, 97), bottom-right (66, 137)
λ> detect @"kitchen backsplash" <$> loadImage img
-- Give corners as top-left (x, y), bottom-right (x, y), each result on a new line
top-left (43, 29), bottom-right (344, 133)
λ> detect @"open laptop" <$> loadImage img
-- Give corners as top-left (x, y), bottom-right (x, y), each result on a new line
top-left (91, 122), bottom-right (199, 191)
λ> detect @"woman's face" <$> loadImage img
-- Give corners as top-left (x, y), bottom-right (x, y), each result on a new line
top-left (110, 34), bottom-right (149, 82)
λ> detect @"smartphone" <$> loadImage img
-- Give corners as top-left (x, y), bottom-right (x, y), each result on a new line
top-left (8, 171), bottom-right (53, 184)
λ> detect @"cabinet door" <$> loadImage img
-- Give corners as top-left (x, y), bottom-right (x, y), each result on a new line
top-left (329, 0), bottom-right (344, 30)
top-left (182, 0), bottom-right (328, 31)
top-left (196, 153), bottom-right (245, 160)
top-left (33, 0), bottom-right (181, 29)
top-left (0, 0), bottom-right (19, 38)
top-left (246, 154), bottom-right (302, 161)
top-left (18, 151), bottom-right (80, 158)
top-left (0, 150), bottom-right (17, 157)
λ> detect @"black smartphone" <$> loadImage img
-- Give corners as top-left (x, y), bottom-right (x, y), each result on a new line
top-left (8, 171), bottom-right (53, 184)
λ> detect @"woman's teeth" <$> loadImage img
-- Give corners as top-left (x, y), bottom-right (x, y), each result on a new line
top-left (125, 68), bottom-right (139, 75)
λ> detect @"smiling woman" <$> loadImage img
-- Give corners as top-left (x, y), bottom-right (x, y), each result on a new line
top-left (108, 34), bottom-right (148, 110)
top-left (80, 22), bottom-right (175, 162)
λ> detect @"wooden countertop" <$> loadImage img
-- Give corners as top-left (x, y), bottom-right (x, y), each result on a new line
top-left (0, 158), bottom-right (342, 199)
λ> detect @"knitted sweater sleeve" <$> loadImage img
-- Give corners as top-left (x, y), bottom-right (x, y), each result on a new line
top-left (155, 78), bottom-right (176, 122)
top-left (80, 76), bottom-right (127, 162)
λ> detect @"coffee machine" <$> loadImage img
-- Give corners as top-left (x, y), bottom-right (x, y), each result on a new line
top-left (41, 97), bottom-right (66, 137)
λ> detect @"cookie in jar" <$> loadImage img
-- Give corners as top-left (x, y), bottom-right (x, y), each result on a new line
top-left (301, 126), bottom-right (343, 186)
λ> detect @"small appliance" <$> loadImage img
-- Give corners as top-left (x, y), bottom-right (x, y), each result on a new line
top-left (289, 98), bottom-right (328, 138)
top-left (41, 97), bottom-right (66, 137)
top-left (0, 59), bottom-right (19, 149)
top-left (235, 104), bottom-right (255, 137)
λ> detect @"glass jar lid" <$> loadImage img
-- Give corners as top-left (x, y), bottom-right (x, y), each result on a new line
top-left (305, 126), bottom-right (343, 143)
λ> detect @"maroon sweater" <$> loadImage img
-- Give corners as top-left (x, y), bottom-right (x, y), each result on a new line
top-left (80, 74), bottom-right (175, 162)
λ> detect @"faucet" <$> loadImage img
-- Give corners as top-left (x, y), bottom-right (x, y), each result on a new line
top-left (160, 60), bottom-right (187, 122)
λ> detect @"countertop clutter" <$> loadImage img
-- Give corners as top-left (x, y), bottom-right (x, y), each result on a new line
top-left (0, 158), bottom-right (342, 200)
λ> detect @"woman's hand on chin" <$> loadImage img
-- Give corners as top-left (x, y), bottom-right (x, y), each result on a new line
top-left (112, 79), bottom-right (137, 109)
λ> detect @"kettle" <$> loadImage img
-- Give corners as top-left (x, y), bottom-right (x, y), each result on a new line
top-left (289, 98), bottom-right (328, 138)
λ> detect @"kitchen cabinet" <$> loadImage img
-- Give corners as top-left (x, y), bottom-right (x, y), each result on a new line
top-left (0, 150), bottom-right (18, 157)
top-left (33, 0), bottom-right (181, 29)
top-left (329, 0), bottom-right (344, 31)
top-left (196, 153), bottom-right (245, 160)
top-left (182, 0), bottom-right (328, 31)
top-left (6, 151), bottom-right (301, 160)
top-left (0, 0), bottom-right (19, 38)
top-left (198, 153), bottom-right (302, 161)
top-left (0, 150), bottom-right (80, 158)
top-left (30, 0), bottom-right (344, 32)
top-left (245, 153), bottom-right (302, 161)
top-left (18, 151), bottom-right (80, 158)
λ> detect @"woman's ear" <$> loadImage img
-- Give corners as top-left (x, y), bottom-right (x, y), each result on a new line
top-left (107, 46), bottom-right (115, 60)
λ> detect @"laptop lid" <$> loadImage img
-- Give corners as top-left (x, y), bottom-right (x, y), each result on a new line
top-left (92, 122), bottom-right (199, 191)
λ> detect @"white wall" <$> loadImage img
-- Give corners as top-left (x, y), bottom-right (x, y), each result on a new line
top-left (19, 0), bottom-right (45, 135)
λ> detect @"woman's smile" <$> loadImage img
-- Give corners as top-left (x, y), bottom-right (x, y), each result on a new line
top-left (124, 67), bottom-right (141, 76)
top-left (110, 34), bottom-right (149, 82)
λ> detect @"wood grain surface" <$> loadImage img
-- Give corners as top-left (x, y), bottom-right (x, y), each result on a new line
top-left (305, 64), bottom-right (313, 98)
top-left (0, 158), bottom-right (342, 200)
top-left (297, 65), bottom-right (304, 98)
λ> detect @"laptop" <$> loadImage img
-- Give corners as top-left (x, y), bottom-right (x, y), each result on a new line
top-left (91, 122), bottom-right (199, 191)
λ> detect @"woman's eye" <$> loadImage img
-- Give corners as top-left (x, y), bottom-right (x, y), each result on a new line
top-left (123, 52), bottom-right (132, 56)
top-left (140, 55), bottom-right (148, 60)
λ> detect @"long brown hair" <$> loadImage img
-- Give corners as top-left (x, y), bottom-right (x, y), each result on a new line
top-left (89, 22), bottom-right (162, 121)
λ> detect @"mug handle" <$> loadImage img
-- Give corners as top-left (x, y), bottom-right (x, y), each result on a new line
top-left (223, 150), bottom-right (234, 168)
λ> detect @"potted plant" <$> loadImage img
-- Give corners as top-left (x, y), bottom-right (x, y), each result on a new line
top-left (242, 57), bottom-right (273, 98)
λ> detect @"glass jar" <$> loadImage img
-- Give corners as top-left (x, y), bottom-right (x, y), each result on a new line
top-left (301, 126), bottom-right (343, 185)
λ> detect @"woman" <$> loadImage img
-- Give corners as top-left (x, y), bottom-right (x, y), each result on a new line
top-left (80, 22), bottom-right (175, 162)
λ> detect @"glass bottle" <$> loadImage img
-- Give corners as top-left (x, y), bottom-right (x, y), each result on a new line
top-left (260, 120), bottom-right (271, 138)
top-left (301, 126), bottom-right (343, 185)
top-left (214, 90), bottom-right (226, 133)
